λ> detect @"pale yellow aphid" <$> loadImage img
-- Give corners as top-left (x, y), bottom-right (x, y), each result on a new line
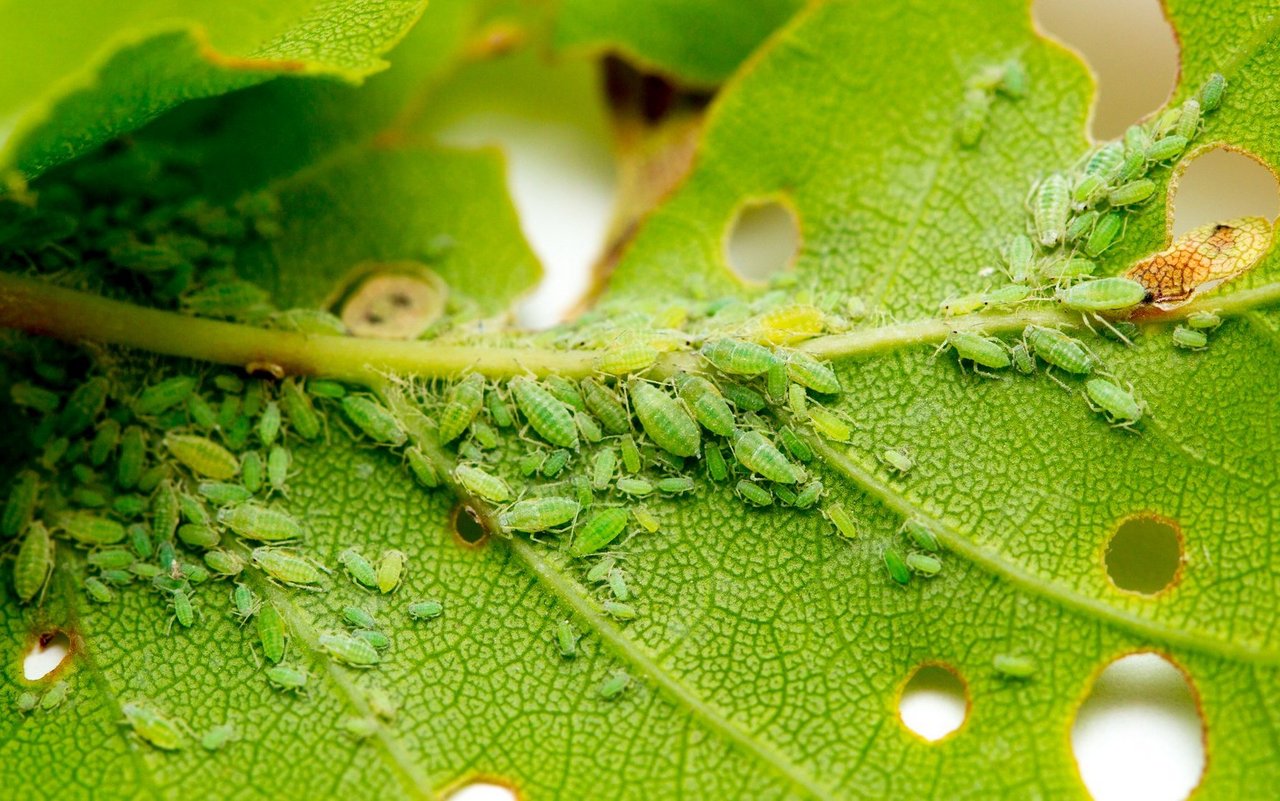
top-left (1125, 217), bottom-right (1272, 310)
top-left (742, 304), bottom-right (826, 345)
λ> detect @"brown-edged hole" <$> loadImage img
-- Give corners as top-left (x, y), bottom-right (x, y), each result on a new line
top-left (445, 780), bottom-right (518, 801)
top-left (724, 200), bottom-right (800, 284)
top-left (1106, 514), bottom-right (1182, 595)
top-left (24, 631), bottom-right (71, 680)
top-left (453, 505), bottom-right (489, 546)
top-left (1071, 653), bottom-right (1204, 800)
top-left (1033, 0), bottom-right (1178, 139)
top-left (1172, 148), bottom-right (1280, 236)
top-left (897, 663), bottom-right (968, 741)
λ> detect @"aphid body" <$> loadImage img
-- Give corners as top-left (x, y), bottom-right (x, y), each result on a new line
top-left (511, 377), bottom-right (578, 449)
top-left (628, 380), bottom-right (700, 458)
top-left (1084, 378), bottom-right (1144, 427)
top-left (217, 504), bottom-right (304, 541)
top-left (731, 430), bottom-right (799, 484)
top-left (498, 497), bottom-right (581, 533)
top-left (1056, 277), bottom-right (1148, 312)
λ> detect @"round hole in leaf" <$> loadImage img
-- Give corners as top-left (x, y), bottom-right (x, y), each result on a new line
top-left (445, 780), bottom-right (518, 801)
top-left (1172, 147), bottom-right (1280, 236)
top-left (330, 261), bottom-right (448, 340)
top-left (724, 199), bottom-right (800, 284)
top-left (897, 663), bottom-right (968, 741)
top-left (24, 631), bottom-right (71, 681)
top-left (1105, 514), bottom-right (1182, 595)
top-left (1071, 653), bottom-right (1204, 801)
top-left (452, 504), bottom-right (489, 547)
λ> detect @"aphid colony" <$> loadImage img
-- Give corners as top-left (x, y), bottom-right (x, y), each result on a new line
top-left (931, 72), bottom-right (1236, 430)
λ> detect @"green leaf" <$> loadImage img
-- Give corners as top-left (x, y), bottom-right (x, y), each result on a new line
top-left (0, 0), bottom-right (428, 176)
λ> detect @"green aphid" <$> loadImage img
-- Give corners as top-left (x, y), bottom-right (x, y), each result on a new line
top-left (1043, 257), bottom-right (1098, 282)
top-left (274, 307), bottom-right (346, 334)
top-left (454, 464), bottom-right (512, 503)
top-left (256, 602), bottom-right (287, 663)
top-left (765, 361), bottom-right (788, 402)
top-left (823, 503), bottom-right (858, 540)
top-left (407, 600), bottom-right (444, 620)
top-left (700, 338), bottom-right (779, 377)
top-left (1056, 277), bottom-right (1148, 312)
top-left (594, 340), bottom-right (659, 375)
top-left (981, 284), bottom-right (1032, 308)
top-left (58, 512), bottom-right (125, 545)
top-left (151, 481), bottom-right (180, 542)
top-left (10, 382), bottom-right (60, 414)
top-left (164, 433), bottom-right (238, 481)
top-left (40, 681), bottom-right (70, 711)
top-left (580, 378), bottom-right (631, 434)
top-left (70, 487), bottom-right (107, 508)
top-left (1065, 209), bottom-right (1100, 243)
top-left (806, 406), bottom-right (853, 443)
top-left (1024, 326), bottom-right (1096, 375)
top-left (340, 717), bottom-right (378, 740)
top-left (498, 497), bottom-right (580, 533)
top-left (546, 376), bottom-right (586, 411)
top-left (71, 464), bottom-right (98, 486)
top-left (1032, 173), bottom-right (1070, 247)
top-left (213, 374), bottom-right (245, 394)
top-left (135, 376), bottom-right (196, 416)
top-left (628, 380), bottom-right (700, 458)
top-left (1186, 311), bottom-right (1222, 331)
top-left (598, 669), bottom-right (631, 700)
top-left (183, 562), bottom-right (212, 584)
top-left (607, 568), bottom-right (631, 601)
top-left (256, 401), bottom-right (282, 447)
top-left (115, 494), bottom-right (148, 518)
top-left (902, 520), bottom-right (941, 552)
top-left (1199, 72), bottom-right (1226, 112)
top-left (156, 541), bottom-right (177, 572)
top-left (318, 632), bottom-right (380, 667)
top-left (656, 476), bottom-right (695, 495)
top-left (735, 480), bottom-right (773, 507)
top-left (1172, 325), bottom-right (1209, 351)
top-left (238, 451), bottom-right (263, 495)
top-left (1108, 179), bottom-right (1156, 206)
top-left (574, 411), bottom-right (604, 444)
top-left (591, 449), bottom-right (618, 492)
top-left (99, 568), bottom-right (134, 585)
top-left (59, 377), bottom-right (109, 437)
top-left (39, 436), bottom-right (68, 469)
top-left (344, 605), bottom-right (378, 629)
top-left (1071, 177), bottom-right (1105, 211)
top-left (955, 87), bottom-right (990, 147)
top-left (171, 588), bottom-right (196, 628)
top-left (784, 351), bottom-right (841, 394)
top-left (84, 573), bottom-right (115, 602)
top-left (1176, 98), bottom-right (1201, 139)
top-left (458, 439), bottom-right (485, 462)
top-left (279, 379), bottom-right (320, 441)
top-left (252, 547), bottom-right (325, 588)
top-left (267, 446), bottom-right (290, 493)
top-left (405, 447), bottom-right (440, 489)
top-left (778, 426), bottom-right (813, 464)
top-left (704, 442), bottom-right (729, 482)
top-left (602, 600), bottom-right (637, 621)
top-left (212, 503), bottom-right (300, 542)
top-left (719, 381), bottom-right (767, 412)
top-left (338, 548), bottom-right (379, 588)
top-left (353, 628), bottom-right (391, 650)
top-left (675, 374), bottom-right (735, 436)
top-left (225, 414), bottom-right (254, 450)
top-left (906, 552), bottom-right (943, 576)
top-left (1146, 135), bottom-right (1188, 162)
top-left (571, 508), bottom-right (629, 557)
top-left (993, 653), bottom-right (1037, 679)
top-left (3, 470), bottom-right (39, 538)
top-left (541, 449), bottom-right (571, 478)
top-left (787, 383), bottom-right (808, 417)
top-left (944, 331), bottom-right (1010, 371)
top-left (201, 723), bottom-right (237, 751)
top-left (308, 379), bottom-right (347, 399)
top-left (265, 665), bottom-right (308, 693)
top-left (518, 452), bottom-right (542, 477)
top-left (879, 448), bottom-right (913, 474)
top-left (1100, 320), bottom-right (1140, 344)
top-left (586, 556), bottom-right (616, 583)
top-left (136, 464), bottom-right (169, 494)
top-left (573, 476), bottom-right (593, 509)
top-left (216, 395), bottom-right (241, 430)
top-left (1085, 378), bottom-right (1144, 427)
top-left (883, 549), bottom-right (911, 586)
top-left (183, 279), bottom-right (270, 319)
top-left (366, 687), bottom-right (398, 722)
top-left (556, 621), bottom-right (578, 659)
top-left (16, 691), bottom-right (39, 714)
top-left (204, 549), bottom-right (245, 576)
top-left (794, 480), bottom-right (823, 509)
top-left (632, 507), bottom-right (661, 533)
top-left (511, 377), bottom-right (579, 449)
top-left (88, 420), bottom-right (121, 467)
top-left (619, 436), bottom-right (642, 474)
top-left (1001, 234), bottom-right (1035, 282)
top-left (616, 477), bottom-right (655, 497)
top-left (114, 426), bottom-right (146, 489)
top-left (341, 396), bottom-right (407, 446)
top-left (773, 484), bottom-right (798, 506)
top-left (87, 548), bottom-right (134, 570)
top-left (198, 481), bottom-right (252, 506)
top-left (438, 374), bottom-right (487, 444)
top-left (485, 389), bottom-right (515, 429)
top-left (231, 583), bottom-right (258, 622)
top-left (122, 703), bottom-right (184, 750)
top-left (731, 429), bottom-right (799, 484)
top-left (377, 549), bottom-right (406, 594)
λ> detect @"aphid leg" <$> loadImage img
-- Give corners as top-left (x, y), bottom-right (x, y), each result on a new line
top-left (1044, 368), bottom-right (1073, 392)
top-left (1089, 313), bottom-right (1133, 347)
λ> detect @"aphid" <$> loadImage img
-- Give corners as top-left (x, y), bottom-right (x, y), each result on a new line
top-left (217, 504), bottom-right (303, 541)
top-left (99, 568), bottom-right (134, 585)
top-left (786, 385), bottom-right (808, 419)
top-left (1001, 234), bottom-right (1035, 282)
top-left (85, 575), bottom-right (114, 602)
top-left (232, 583), bottom-right (258, 622)
top-left (252, 547), bottom-right (325, 587)
top-left (40, 436), bottom-right (69, 469)
top-left (675, 374), bottom-right (735, 437)
top-left (274, 307), bottom-right (345, 334)
top-left (900, 520), bottom-right (940, 552)
top-left (955, 87), bottom-right (991, 147)
top-left (135, 376), bottom-right (196, 416)
top-left (405, 447), bottom-right (441, 489)
top-left (454, 464), bottom-right (512, 503)
top-left (906, 552), bottom-right (943, 576)
top-left (10, 382), bottom-right (60, 414)
top-left (806, 406), bottom-right (852, 443)
top-left (511, 377), bottom-right (578, 449)
top-left (1070, 176), bottom-right (1105, 211)
top-left (795, 481), bottom-right (823, 509)
top-left (484, 389), bottom-right (515, 429)
top-left (1146, 134), bottom-right (1188, 163)
top-left (656, 476), bottom-right (695, 495)
top-left (271, 382), bottom-right (316, 443)
top-left (198, 481), bottom-right (252, 506)
top-left (879, 448), bottom-right (913, 474)
top-left (545, 376), bottom-right (586, 411)
top-left (253, 401), bottom-right (281, 447)
top-left (589, 449), bottom-right (618, 492)
top-left (1065, 209), bottom-right (1100, 243)
top-left (602, 600), bottom-right (637, 621)
top-left (201, 723), bottom-right (237, 751)
top-left (498, 497), bottom-right (580, 533)
top-left (586, 556), bottom-right (616, 583)
top-left (943, 331), bottom-right (1010, 371)
top-left (518, 452), bottom-right (542, 477)
top-left (87, 548), bottom-right (134, 570)
top-left (163, 433), bottom-right (238, 481)
top-left (341, 396), bottom-right (407, 446)
top-left (71, 487), bottom-right (108, 508)
top-left (40, 681), bottom-right (70, 710)
top-left (373, 549), bottom-right (406, 594)
top-left (594, 339), bottom-right (659, 375)
top-left (1084, 378), bottom-right (1144, 427)
top-left (353, 628), bottom-right (391, 650)
top-left (573, 411), bottom-right (604, 444)
top-left (572, 475), bottom-right (594, 509)
top-left (151, 484), bottom-right (180, 546)
top-left (1040, 256), bottom-right (1097, 282)
top-left (204, 549), bottom-right (245, 576)
top-left (186, 393), bottom-right (219, 429)
top-left (366, 687), bottom-right (398, 722)
top-left (607, 568), bottom-right (631, 601)
top-left (113, 426), bottom-right (146, 489)
top-left (308, 379), bottom-right (347, 399)
top-left (407, 600), bottom-right (444, 620)
top-left (58, 512), bottom-right (125, 545)
top-left (256, 602), bottom-right (287, 663)
top-left (598, 670), bottom-right (631, 700)
top-left (156, 542), bottom-right (177, 573)
top-left (735, 480), bottom-right (773, 507)
top-left (239, 451), bottom-right (263, 495)
top-left (340, 717), bottom-right (378, 740)
top-left (824, 503), bottom-right (858, 540)
top-left (59, 377), bottom-right (109, 436)
top-left (181, 563), bottom-right (210, 585)
top-left (318, 632), bottom-right (380, 667)
top-left (122, 703), bottom-right (183, 750)
top-left (555, 620), bottom-right (578, 659)
top-left (1198, 72), bottom-right (1226, 112)
top-left (1175, 98), bottom-right (1201, 140)
top-left (731, 430), bottom-right (799, 484)
top-left (1173, 324), bottom-right (1211, 350)
top-left (579, 379), bottom-right (630, 435)
top-left (1032, 173), bottom-right (1070, 247)
top-left (265, 665), bottom-right (308, 693)
top-left (136, 464), bottom-right (168, 494)
top-left (1024, 326), bottom-right (1096, 375)
top-left (87, 420), bottom-right (122, 468)
top-left (765, 361), bottom-right (788, 401)
top-left (777, 426), bottom-right (813, 463)
top-left (981, 284), bottom-right (1032, 307)
top-left (704, 442), bottom-right (729, 482)
top-left (700, 338), bottom-right (779, 377)
top-left (1056, 276), bottom-right (1148, 312)
top-left (338, 548), bottom-right (379, 588)
top-left (1099, 320), bottom-right (1141, 345)
top-left (172, 589), bottom-right (195, 628)
top-left (1008, 342), bottom-right (1035, 375)
top-left (216, 396), bottom-right (241, 430)
top-left (17, 692), bottom-right (39, 714)
top-left (619, 436), bottom-right (642, 474)
top-left (436, 373), bottom-right (485, 444)
top-left (627, 380), bottom-right (700, 458)
top-left (616, 477), bottom-right (655, 497)
top-left (2, 470), bottom-right (39, 538)
top-left (719, 382), bottom-right (767, 413)
top-left (183, 280), bottom-right (270, 319)
top-left (998, 58), bottom-right (1028, 97)
top-left (266, 445), bottom-right (290, 493)
top-left (541, 449), bottom-right (571, 478)
top-left (993, 653), bottom-right (1037, 679)
top-left (631, 507), bottom-right (661, 533)
top-left (1180, 311), bottom-right (1221, 332)
top-left (785, 351), bottom-right (841, 394)
top-left (883, 549), bottom-right (911, 586)
top-left (1107, 179), bottom-right (1156, 206)
top-left (1126, 217), bottom-right (1272, 309)
top-left (1081, 211), bottom-right (1123, 258)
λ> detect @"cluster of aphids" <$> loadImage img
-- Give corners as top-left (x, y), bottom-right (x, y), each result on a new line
top-left (934, 72), bottom-right (1230, 430)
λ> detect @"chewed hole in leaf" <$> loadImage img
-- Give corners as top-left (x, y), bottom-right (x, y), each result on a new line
top-left (335, 264), bottom-right (448, 340)
top-left (723, 199), bottom-right (800, 284)
top-left (1105, 514), bottom-right (1182, 595)
top-left (23, 631), bottom-right (71, 681)
top-left (452, 504), bottom-right (490, 547)
top-left (1032, 0), bottom-right (1178, 139)
top-left (1071, 653), bottom-right (1205, 801)
top-left (897, 663), bottom-right (969, 742)
top-left (445, 780), bottom-right (518, 801)
top-left (1172, 147), bottom-right (1280, 236)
